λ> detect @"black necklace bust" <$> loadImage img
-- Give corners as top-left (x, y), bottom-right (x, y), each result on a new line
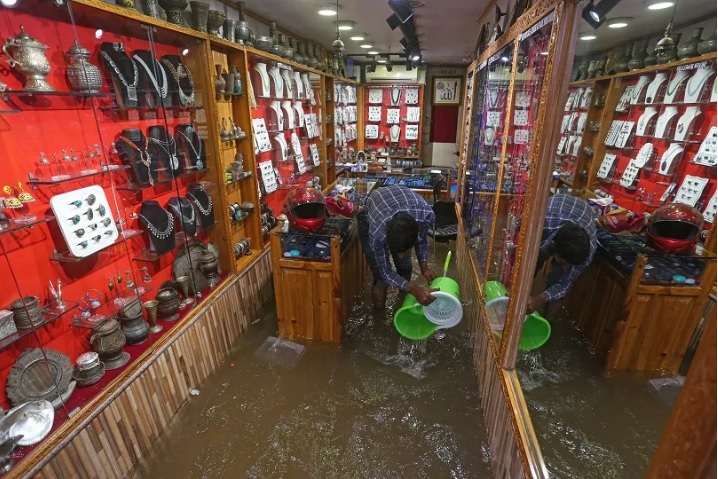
top-left (116, 128), bottom-right (159, 187)
top-left (186, 183), bottom-right (215, 230)
top-left (161, 54), bottom-right (195, 107)
top-left (147, 125), bottom-right (182, 179)
top-left (138, 200), bottom-right (176, 255)
top-left (175, 123), bottom-right (206, 172)
top-left (99, 42), bottom-right (139, 109)
top-left (132, 50), bottom-right (173, 109)
top-left (167, 196), bottom-right (197, 237)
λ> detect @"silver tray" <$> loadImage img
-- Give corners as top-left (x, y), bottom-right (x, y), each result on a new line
top-left (0, 400), bottom-right (54, 446)
top-left (6, 349), bottom-right (73, 408)
top-left (172, 240), bottom-right (209, 295)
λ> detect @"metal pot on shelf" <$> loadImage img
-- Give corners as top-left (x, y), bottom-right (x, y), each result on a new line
top-left (65, 40), bottom-right (103, 94)
top-left (269, 22), bottom-right (284, 57)
top-left (158, 0), bottom-right (188, 25)
top-left (206, 10), bottom-right (226, 37)
top-left (199, 250), bottom-right (220, 288)
top-left (156, 286), bottom-right (181, 321)
top-left (235, 1), bottom-right (251, 44)
top-left (119, 298), bottom-right (149, 345)
top-left (189, 1), bottom-right (209, 33)
top-left (2, 26), bottom-right (54, 92)
top-left (90, 317), bottom-right (129, 370)
top-left (678, 27), bottom-right (703, 59)
top-left (10, 296), bottom-right (43, 330)
top-left (254, 35), bottom-right (273, 53)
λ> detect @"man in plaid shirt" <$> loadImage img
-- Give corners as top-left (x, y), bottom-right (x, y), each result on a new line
top-left (529, 194), bottom-right (597, 311)
top-left (358, 185), bottom-right (438, 310)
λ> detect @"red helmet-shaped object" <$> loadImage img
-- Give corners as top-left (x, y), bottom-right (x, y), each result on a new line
top-left (285, 187), bottom-right (326, 232)
top-left (647, 203), bottom-right (704, 254)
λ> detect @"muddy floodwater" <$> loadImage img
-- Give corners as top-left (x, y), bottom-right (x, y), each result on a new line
top-left (138, 244), bottom-right (492, 478)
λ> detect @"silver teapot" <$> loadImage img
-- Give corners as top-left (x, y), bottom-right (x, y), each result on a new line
top-left (65, 40), bottom-right (103, 94)
top-left (3, 26), bottom-right (54, 92)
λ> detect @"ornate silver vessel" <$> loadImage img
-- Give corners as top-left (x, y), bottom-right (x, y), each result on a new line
top-left (65, 41), bottom-right (103, 94)
top-left (255, 36), bottom-right (273, 52)
top-left (199, 250), bottom-right (220, 288)
top-left (224, 19), bottom-right (237, 42)
top-left (189, 1), bottom-right (209, 33)
top-left (3, 26), bottom-right (53, 92)
top-left (269, 22), bottom-right (283, 57)
top-left (90, 317), bottom-right (129, 370)
top-left (158, 0), bottom-right (188, 25)
top-left (235, 1), bottom-right (250, 45)
top-left (207, 10), bottom-right (226, 37)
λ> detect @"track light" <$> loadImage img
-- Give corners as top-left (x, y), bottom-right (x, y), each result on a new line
top-left (387, 13), bottom-right (402, 30)
top-left (399, 21), bottom-right (417, 43)
top-left (386, 59), bottom-right (393, 72)
top-left (388, 0), bottom-right (413, 23)
top-left (406, 58), bottom-right (413, 71)
top-left (582, 0), bottom-right (622, 29)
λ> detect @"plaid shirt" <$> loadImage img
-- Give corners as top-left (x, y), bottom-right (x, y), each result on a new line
top-left (364, 186), bottom-right (435, 291)
top-left (540, 194), bottom-right (597, 302)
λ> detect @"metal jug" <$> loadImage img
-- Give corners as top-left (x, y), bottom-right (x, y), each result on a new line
top-left (3, 26), bottom-right (53, 92)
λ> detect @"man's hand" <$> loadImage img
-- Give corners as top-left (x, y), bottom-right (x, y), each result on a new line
top-left (409, 284), bottom-right (438, 306)
top-left (420, 263), bottom-right (439, 283)
top-left (528, 293), bottom-right (548, 312)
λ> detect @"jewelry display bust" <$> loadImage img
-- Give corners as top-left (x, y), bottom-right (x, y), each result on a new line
top-left (684, 67), bottom-right (714, 103)
top-left (139, 200), bottom-right (176, 254)
top-left (99, 42), bottom-right (139, 108)
top-left (654, 106), bottom-right (679, 139)
top-left (161, 54), bottom-right (195, 107)
top-left (252, 62), bottom-right (270, 98)
top-left (674, 106), bottom-right (702, 142)
top-left (664, 70), bottom-right (689, 104)
top-left (133, 50), bottom-right (172, 109)
top-left (187, 183), bottom-right (215, 230)
top-left (148, 126), bottom-right (182, 178)
top-left (167, 197), bottom-right (197, 237)
top-left (644, 73), bottom-right (668, 104)
top-left (175, 124), bottom-right (206, 172)
top-left (116, 129), bottom-right (158, 186)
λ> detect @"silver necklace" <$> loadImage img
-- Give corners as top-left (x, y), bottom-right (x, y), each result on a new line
top-left (168, 201), bottom-right (196, 224)
top-left (100, 50), bottom-right (138, 102)
top-left (133, 54), bottom-right (168, 98)
top-left (178, 129), bottom-right (204, 170)
top-left (138, 210), bottom-right (174, 239)
top-left (686, 68), bottom-right (712, 98)
top-left (187, 191), bottom-right (212, 216)
top-left (118, 135), bottom-right (153, 185)
top-left (161, 58), bottom-right (195, 106)
top-left (149, 136), bottom-right (180, 171)
top-left (391, 87), bottom-right (401, 106)
top-left (666, 71), bottom-right (688, 97)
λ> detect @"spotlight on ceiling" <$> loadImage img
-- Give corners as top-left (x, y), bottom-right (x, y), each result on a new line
top-left (582, 0), bottom-right (622, 29)
top-left (368, 50), bottom-right (379, 55)
top-left (350, 33), bottom-right (366, 41)
top-left (406, 58), bottom-right (413, 70)
top-left (412, 54), bottom-right (420, 61)
top-left (399, 21), bottom-right (417, 43)
top-left (388, 0), bottom-right (414, 22)
top-left (378, 58), bottom-right (387, 64)
top-left (317, 3), bottom-right (339, 16)
top-left (387, 13), bottom-right (403, 30)
top-left (335, 20), bottom-right (354, 31)
top-left (607, 17), bottom-right (631, 28)
top-left (360, 44), bottom-right (373, 49)
top-left (646, 0), bottom-right (674, 9)
top-left (579, 34), bottom-right (597, 40)
top-left (386, 59), bottom-right (393, 71)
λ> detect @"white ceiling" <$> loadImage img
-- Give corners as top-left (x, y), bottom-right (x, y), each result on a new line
top-left (574, 0), bottom-right (717, 56)
top-left (236, 0), bottom-right (484, 64)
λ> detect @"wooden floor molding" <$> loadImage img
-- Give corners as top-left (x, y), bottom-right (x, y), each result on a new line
top-left (456, 233), bottom-right (534, 478)
top-left (24, 249), bottom-right (273, 479)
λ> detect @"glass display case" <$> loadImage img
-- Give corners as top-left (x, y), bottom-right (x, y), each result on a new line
top-left (0, 0), bottom-right (227, 468)
top-left (332, 80), bottom-right (358, 167)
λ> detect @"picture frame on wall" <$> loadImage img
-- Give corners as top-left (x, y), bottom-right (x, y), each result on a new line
top-left (433, 77), bottom-right (462, 105)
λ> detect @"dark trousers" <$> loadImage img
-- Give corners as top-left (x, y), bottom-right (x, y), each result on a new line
top-left (358, 211), bottom-right (412, 290)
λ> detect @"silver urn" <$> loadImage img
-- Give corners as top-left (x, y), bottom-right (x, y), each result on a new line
top-left (3, 26), bottom-right (54, 92)
top-left (65, 40), bottom-right (103, 94)
top-left (235, 1), bottom-right (250, 45)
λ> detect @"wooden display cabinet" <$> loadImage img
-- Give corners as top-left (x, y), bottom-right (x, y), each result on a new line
top-left (270, 221), bottom-right (365, 344)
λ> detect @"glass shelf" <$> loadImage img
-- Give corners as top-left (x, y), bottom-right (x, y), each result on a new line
top-left (115, 167), bottom-right (209, 192)
top-left (27, 164), bottom-right (130, 189)
top-left (225, 172), bottom-right (253, 186)
top-left (1, 90), bottom-right (114, 111)
top-left (634, 135), bottom-right (703, 144)
top-left (70, 287), bottom-right (154, 330)
top-left (0, 214), bottom-right (55, 238)
top-left (50, 229), bottom-right (142, 263)
top-left (0, 301), bottom-right (78, 353)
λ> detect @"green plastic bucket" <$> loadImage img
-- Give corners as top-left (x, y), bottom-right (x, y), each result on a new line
top-left (484, 281), bottom-right (508, 301)
top-left (394, 293), bottom-right (437, 340)
top-left (519, 312), bottom-right (552, 351)
top-left (423, 277), bottom-right (463, 327)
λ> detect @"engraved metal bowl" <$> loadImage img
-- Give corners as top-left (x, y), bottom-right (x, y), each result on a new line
top-left (120, 297), bottom-right (143, 320)
top-left (0, 400), bottom-right (54, 446)
top-left (173, 241), bottom-right (210, 294)
top-left (6, 349), bottom-right (73, 408)
top-left (254, 36), bottom-right (273, 53)
top-left (72, 362), bottom-right (105, 387)
top-left (76, 352), bottom-right (100, 371)
top-left (206, 10), bottom-right (226, 37)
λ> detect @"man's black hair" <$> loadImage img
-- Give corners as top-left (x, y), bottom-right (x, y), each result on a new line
top-left (387, 212), bottom-right (419, 254)
top-left (553, 223), bottom-right (590, 265)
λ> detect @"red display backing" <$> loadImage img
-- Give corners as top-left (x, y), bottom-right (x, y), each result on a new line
top-left (363, 84), bottom-right (423, 158)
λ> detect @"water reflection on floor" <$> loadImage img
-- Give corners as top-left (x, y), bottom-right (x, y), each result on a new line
top-left (138, 244), bottom-right (492, 479)
top-left (517, 304), bottom-right (673, 479)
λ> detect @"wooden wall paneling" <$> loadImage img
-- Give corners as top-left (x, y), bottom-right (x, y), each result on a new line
top-left (356, 85), bottom-right (365, 152)
top-left (24, 251), bottom-right (272, 479)
top-left (646, 303), bottom-right (716, 478)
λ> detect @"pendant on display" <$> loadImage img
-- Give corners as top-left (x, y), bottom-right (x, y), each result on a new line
top-left (488, 88), bottom-right (499, 108)
top-left (390, 87), bottom-right (401, 106)
top-left (390, 125), bottom-right (400, 142)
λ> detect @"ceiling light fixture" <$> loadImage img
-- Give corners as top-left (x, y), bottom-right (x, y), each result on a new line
top-left (501, 56), bottom-right (509, 62)
top-left (318, 3), bottom-right (338, 15)
top-left (0, 0), bottom-right (18, 7)
top-left (331, 0), bottom-right (345, 60)
top-left (582, 0), bottom-right (622, 29)
top-left (412, 54), bottom-right (420, 61)
top-left (335, 20), bottom-right (354, 31)
top-left (580, 34), bottom-right (597, 40)
top-left (368, 50), bottom-right (379, 55)
top-left (646, 0), bottom-right (674, 9)
top-left (388, 0), bottom-right (414, 22)
top-left (378, 58), bottom-right (387, 63)
top-left (350, 33), bottom-right (366, 41)
top-left (386, 59), bottom-right (393, 72)
top-left (360, 44), bottom-right (373, 49)
top-left (607, 17), bottom-right (631, 28)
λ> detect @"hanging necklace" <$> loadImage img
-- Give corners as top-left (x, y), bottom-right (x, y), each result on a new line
top-left (685, 68), bottom-right (712, 100)
top-left (100, 50), bottom-right (139, 102)
top-left (255, 64), bottom-right (270, 94)
top-left (168, 200), bottom-right (196, 224)
top-left (161, 58), bottom-right (195, 106)
top-left (187, 190), bottom-right (212, 216)
top-left (488, 88), bottom-right (499, 108)
top-left (138, 210), bottom-right (174, 239)
top-left (390, 87), bottom-right (401, 106)
top-left (177, 128), bottom-right (204, 170)
top-left (133, 54), bottom-right (168, 98)
top-left (149, 135), bottom-right (180, 171)
top-left (118, 135), bottom-right (153, 185)
top-left (666, 70), bottom-right (689, 99)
